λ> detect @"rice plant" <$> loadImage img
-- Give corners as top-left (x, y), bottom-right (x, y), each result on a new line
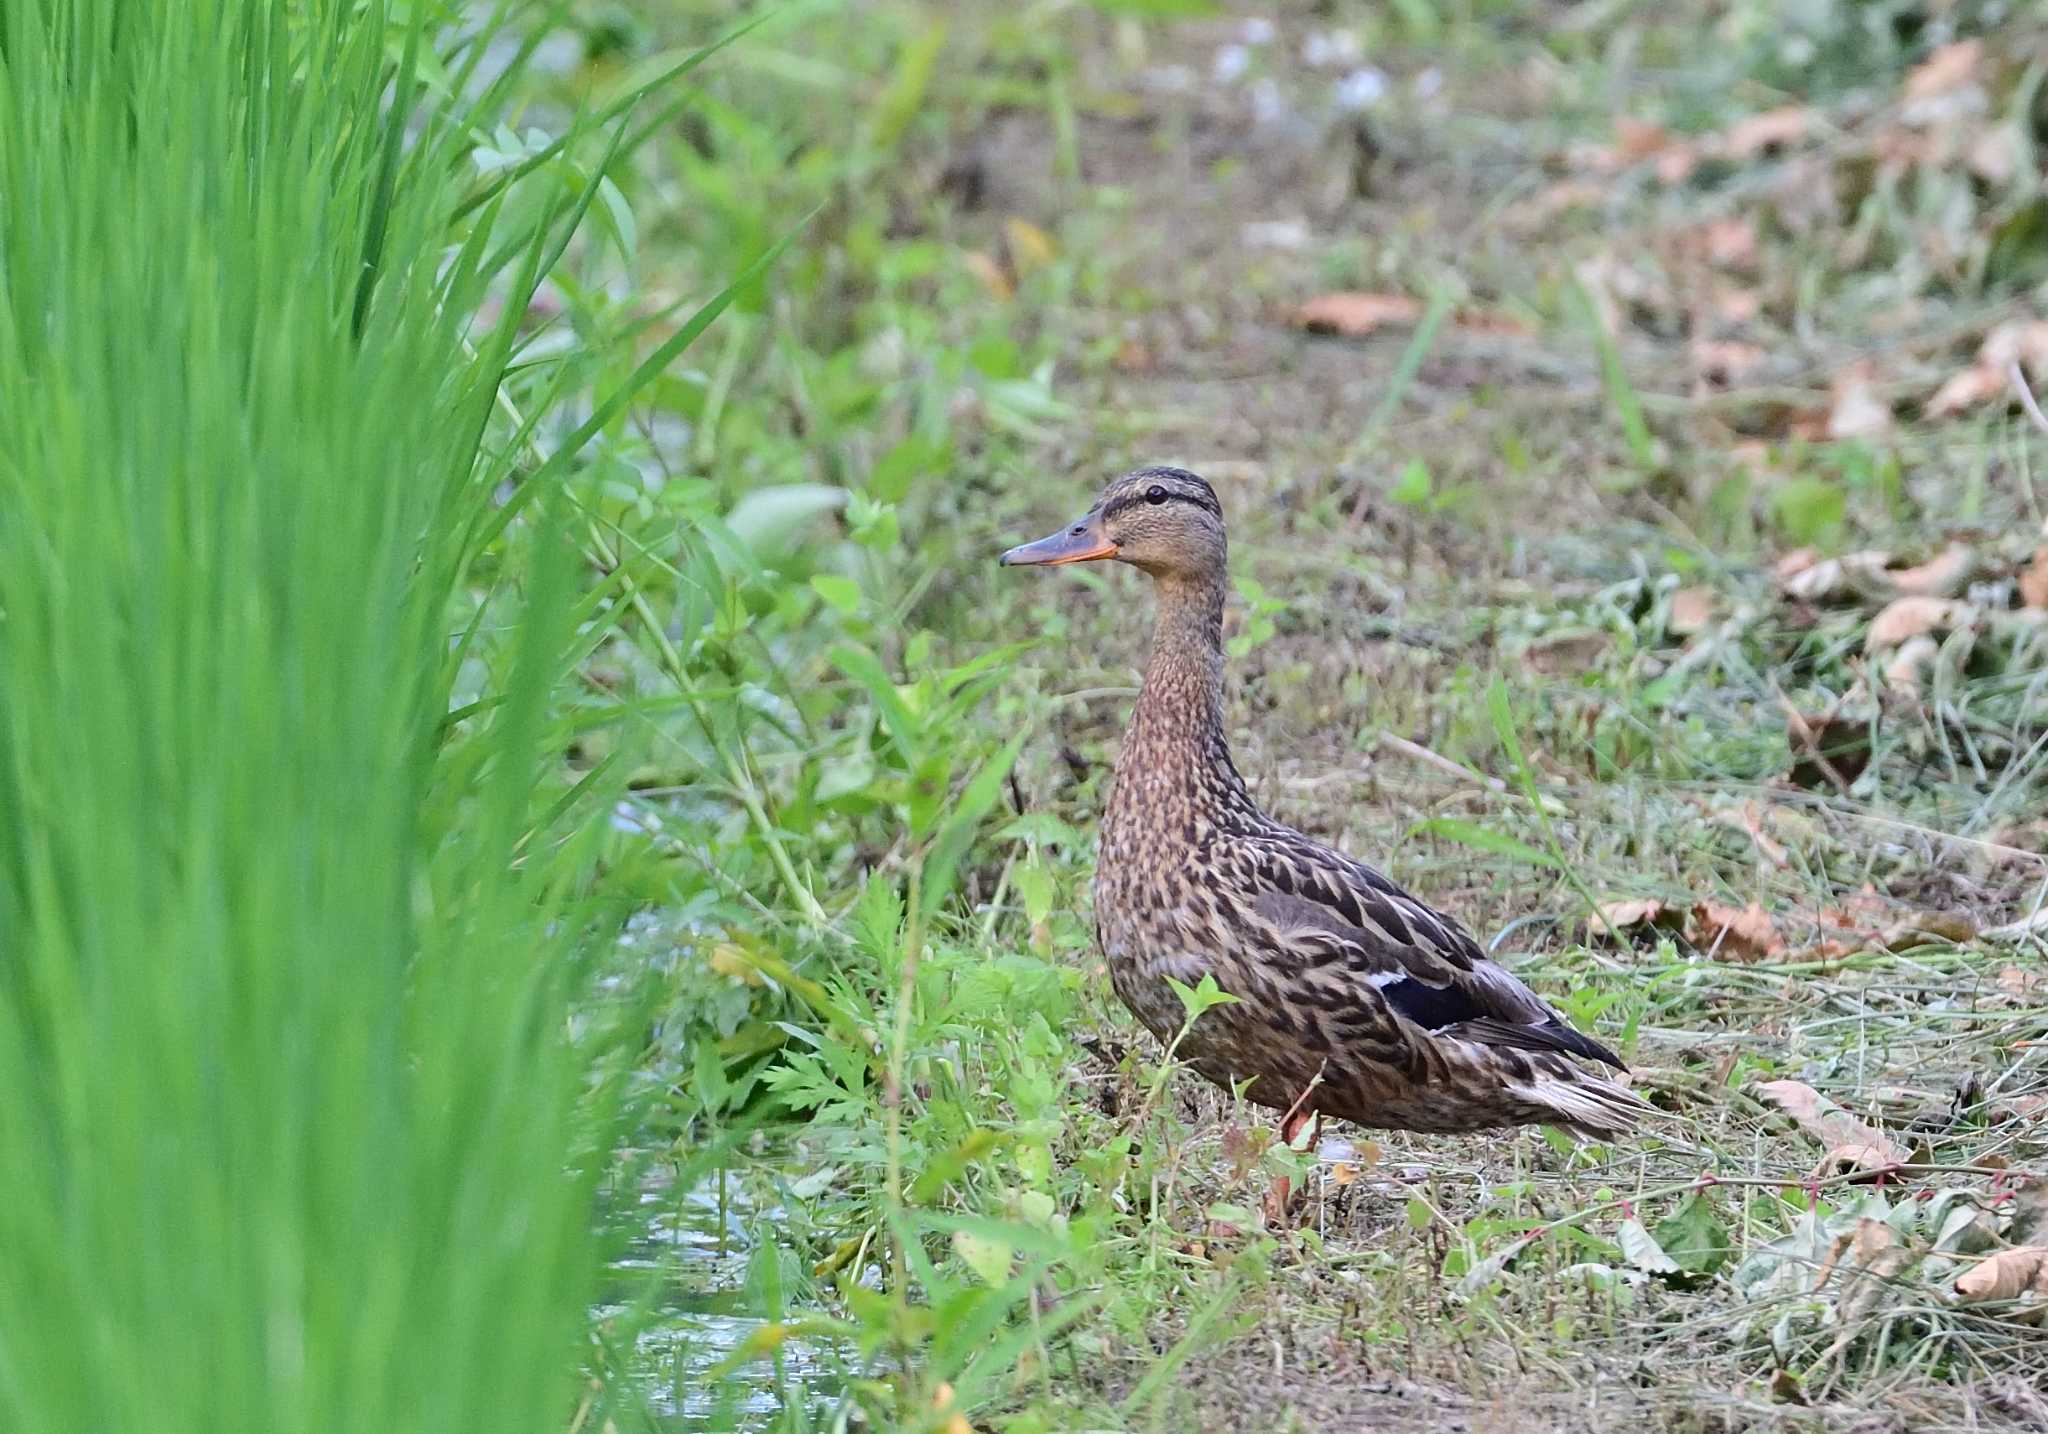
top-left (0, 4), bottom-right (749, 1430)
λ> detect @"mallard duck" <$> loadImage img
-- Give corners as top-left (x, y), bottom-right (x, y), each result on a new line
top-left (1002, 467), bottom-right (1647, 1145)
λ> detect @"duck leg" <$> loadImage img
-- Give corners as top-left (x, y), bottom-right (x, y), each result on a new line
top-left (1261, 1097), bottom-right (1322, 1228)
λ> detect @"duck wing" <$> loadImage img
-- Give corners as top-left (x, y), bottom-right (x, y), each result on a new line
top-left (1235, 836), bottom-right (1625, 1071)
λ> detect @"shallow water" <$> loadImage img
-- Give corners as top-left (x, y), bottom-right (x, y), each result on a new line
top-left (606, 1169), bottom-right (834, 1430)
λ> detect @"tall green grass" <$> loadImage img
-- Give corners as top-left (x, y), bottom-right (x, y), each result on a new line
top-left (0, 4), bottom-right (732, 1429)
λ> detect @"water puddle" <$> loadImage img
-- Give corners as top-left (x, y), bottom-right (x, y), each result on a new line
top-left (602, 1169), bottom-right (835, 1429)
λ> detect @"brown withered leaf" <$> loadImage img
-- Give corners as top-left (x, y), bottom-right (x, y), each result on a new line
top-left (962, 250), bottom-right (1012, 301)
top-left (1886, 543), bottom-right (1975, 598)
top-left (1903, 39), bottom-right (1983, 104)
top-left (1293, 291), bottom-right (1423, 337)
top-left (1453, 308), bottom-right (1536, 338)
top-left (1587, 898), bottom-right (1680, 942)
top-left (1706, 283), bottom-right (1761, 326)
top-left (1990, 1094), bottom-right (2048, 1125)
top-left (1832, 1218), bottom-right (1915, 1325)
top-left (1866, 596), bottom-right (1977, 650)
top-left (1816, 889), bottom-right (1976, 950)
top-left (1712, 801), bottom-right (1789, 868)
top-left (2019, 547), bottom-right (2048, 610)
top-left (1928, 320), bottom-right (2048, 418)
top-left (1954, 1247), bottom-right (2048, 1307)
top-left (1997, 966), bottom-right (2044, 1002)
top-left (1968, 124), bottom-right (2022, 185)
top-left (1692, 338), bottom-right (1766, 390)
top-left (1669, 586), bottom-right (1718, 636)
top-left (1613, 116), bottom-right (1675, 164)
top-left (1522, 629), bottom-right (1611, 676)
top-left (1655, 147), bottom-right (1698, 186)
top-left (1827, 363), bottom-right (1894, 440)
top-left (1927, 363), bottom-right (2007, 418)
top-left (1784, 707), bottom-right (1872, 790)
top-left (1718, 106), bottom-right (1811, 159)
top-left (1882, 634), bottom-right (1940, 699)
top-left (1755, 1079), bottom-right (1912, 1174)
top-left (1775, 548), bottom-right (1894, 603)
top-left (1689, 900), bottom-right (1785, 961)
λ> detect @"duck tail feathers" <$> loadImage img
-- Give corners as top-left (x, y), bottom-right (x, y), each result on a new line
top-left (1510, 1074), bottom-right (1656, 1141)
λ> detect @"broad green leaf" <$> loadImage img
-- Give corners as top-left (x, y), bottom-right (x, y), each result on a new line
top-left (952, 1229), bottom-right (1013, 1286)
top-left (809, 573), bottom-right (861, 614)
top-left (1166, 972), bottom-right (1238, 1023)
top-left (921, 731), bottom-right (1029, 915)
top-left (1390, 457), bottom-right (1433, 506)
top-left (1655, 1193), bottom-right (1733, 1277)
top-left (726, 482), bottom-right (847, 552)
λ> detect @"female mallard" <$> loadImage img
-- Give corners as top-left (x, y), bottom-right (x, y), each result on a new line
top-left (1002, 467), bottom-right (1646, 1144)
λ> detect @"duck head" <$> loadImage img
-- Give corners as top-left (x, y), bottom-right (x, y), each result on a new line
top-left (998, 467), bottom-right (1226, 582)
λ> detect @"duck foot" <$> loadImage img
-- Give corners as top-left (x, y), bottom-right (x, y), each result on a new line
top-left (1263, 1105), bottom-right (1322, 1228)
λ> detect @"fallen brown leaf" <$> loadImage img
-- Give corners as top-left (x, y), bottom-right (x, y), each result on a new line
top-left (1691, 338), bottom-right (1765, 390)
top-left (1903, 39), bottom-right (1982, 104)
top-left (962, 250), bottom-right (1012, 301)
top-left (1613, 116), bottom-right (1675, 164)
top-left (1827, 363), bottom-right (1893, 441)
top-left (1669, 586), bottom-right (1718, 636)
top-left (1655, 147), bottom-right (1698, 186)
top-left (1967, 124), bottom-right (2022, 185)
top-left (1997, 966), bottom-right (2044, 1002)
top-left (2019, 547), bottom-right (2048, 610)
top-left (1587, 897), bottom-right (1677, 941)
top-left (1521, 629), bottom-right (1611, 676)
top-left (1712, 801), bottom-right (1789, 868)
top-left (1452, 308), bottom-right (1536, 338)
top-left (1834, 1217), bottom-right (1915, 1324)
top-left (1293, 291), bottom-right (1423, 337)
top-left (1769, 1369), bottom-right (1807, 1406)
top-left (1705, 283), bottom-right (1761, 326)
top-left (1886, 543), bottom-right (1975, 598)
top-left (1689, 900), bottom-right (1785, 961)
top-left (1954, 1246), bottom-right (2048, 1306)
top-left (1882, 633), bottom-right (1939, 699)
top-left (1866, 596), bottom-right (1977, 650)
top-left (1928, 363), bottom-right (2007, 418)
top-left (1991, 1094), bottom-right (2048, 1124)
top-left (1816, 891), bottom-right (1976, 950)
top-left (1928, 319), bottom-right (2048, 418)
top-left (1718, 106), bottom-right (1811, 159)
top-left (1669, 215), bottom-right (1760, 271)
top-left (1755, 1079), bottom-right (1912, 1174)
top-left (1775, 548), bottom-right (1894, 603)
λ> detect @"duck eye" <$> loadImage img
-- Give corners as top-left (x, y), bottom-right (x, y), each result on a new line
top-left (1145, 485), bottom-right (1169, 505)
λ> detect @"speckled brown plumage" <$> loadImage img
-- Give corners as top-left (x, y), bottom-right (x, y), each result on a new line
top-left (1003, 467), bottom-right (1648, 1140)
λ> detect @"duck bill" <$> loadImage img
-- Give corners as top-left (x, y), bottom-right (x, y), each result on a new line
top-left (999, 517), bottom-right (1118, 567)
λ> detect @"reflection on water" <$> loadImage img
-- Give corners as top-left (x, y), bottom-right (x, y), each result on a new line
top-left (602, 1170), bottom-right (833, 1430)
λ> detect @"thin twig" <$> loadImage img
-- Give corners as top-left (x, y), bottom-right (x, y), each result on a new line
top-left (1376, 731), bottom-right (1509, 794)
top-left (2007, 359), bottom-right (2048, 438)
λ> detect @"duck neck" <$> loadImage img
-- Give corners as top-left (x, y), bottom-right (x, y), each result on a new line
top-left (1112, 570), bottom-right (1254, 832)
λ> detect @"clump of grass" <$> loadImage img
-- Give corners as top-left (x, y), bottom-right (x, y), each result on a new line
top-left (0, 3), bottom-right (736, 1429)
